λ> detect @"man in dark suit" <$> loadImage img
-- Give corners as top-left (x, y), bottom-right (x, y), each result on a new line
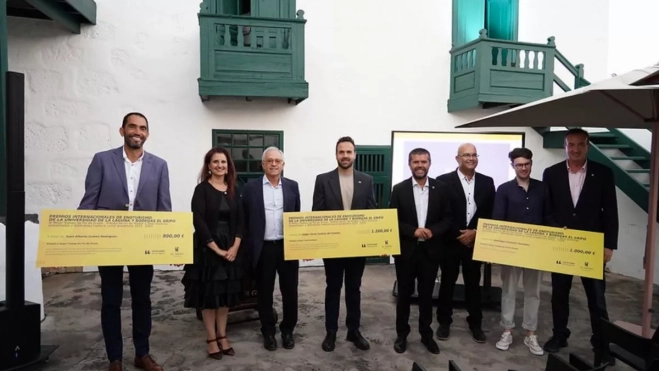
top-left (389, 148), bottom-right (453, 355)
top-left (242, 147), bottom-right (301, 351)
top-left (312, 136), bottom-right (377, 352)
top-left (78, 112), bottom-right (171, 371)
top-left (435, 143), bottom-right (495, 344)
top-left (542, 128), bottom-right (618, 365)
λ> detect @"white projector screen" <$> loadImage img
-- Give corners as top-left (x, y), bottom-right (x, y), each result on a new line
top-left (391, 131), bottom-right (526, 189)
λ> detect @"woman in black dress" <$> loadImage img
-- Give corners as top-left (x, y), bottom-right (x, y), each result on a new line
top-left (182, 146), bottom-right (244, 360)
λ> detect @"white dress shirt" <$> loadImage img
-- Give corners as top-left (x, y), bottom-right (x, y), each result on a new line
top-left (458, 169), bottom-right (477, 225)
top-left (412, 177), bottom-right (430, 241)
top-left (123, 149), bottom-right (144, 211)
top-left (567, 160), bottom-right (587, 207)
top-left (263, 175), bottom-right (284, 241)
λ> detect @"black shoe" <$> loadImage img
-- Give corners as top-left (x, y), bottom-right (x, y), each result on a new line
top-left (322, 331), bottom-right (336, 352)
top-left (393, 337), bottom-right (407, 353)
top-left (346, 330), bottom-right (370, 350)
top-left (601, 353), bottom-right (616, 366)
top-left (436, 324), bottom-right (450, 341)
top-left (543, 336), bottom-right (568, 353)
top-left (421, 336), bottom-right (440, 354)
top-left (263, 334), bottom-right (277, 351)
top-left (471, 328), bottom-right (486, 343)
top-left (281, 332), bottom-right (295, 349)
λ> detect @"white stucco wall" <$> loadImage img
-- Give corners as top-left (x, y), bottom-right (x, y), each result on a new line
top-left (5, 0), bottom-right (656, 281)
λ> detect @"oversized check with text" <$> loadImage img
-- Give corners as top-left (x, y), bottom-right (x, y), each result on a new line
top-left (282, 209), bottom-right (400, 260)
top-left (473, 218), bottom-right (604, 279)
top-left (37, 209), bottom-right (194, 267)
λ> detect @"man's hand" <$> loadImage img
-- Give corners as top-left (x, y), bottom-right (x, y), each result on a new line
top-left (422, 228), bottom-right (433, 239)
top-left (414, 228), bottom-right (427, 239)
top-left (457, 229), bottom-right (476, 246)
top-left (604, 248), bottom-right (613, 263)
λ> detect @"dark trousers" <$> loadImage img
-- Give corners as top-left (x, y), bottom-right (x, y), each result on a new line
top-left (394, 242), bottom-right (440, 338)
top-left (436, 250), bottom-right (483, 329)
top-left (98, 265), bottom-right (154, 362)
top-left (323, 256), bottom-right (366, 332)
top-left (551, 271), bottom-right (609, 345)
top-left (256, 240), bottom-right (299, 336)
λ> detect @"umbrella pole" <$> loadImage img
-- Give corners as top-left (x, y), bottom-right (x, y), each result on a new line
top-left (641, 118), bottom-right (659, 337)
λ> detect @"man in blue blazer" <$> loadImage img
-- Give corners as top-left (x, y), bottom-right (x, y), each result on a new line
top-left (78, 112), bottom-right (171, 371)
top-left (242, 147), bottom-right (301, 351)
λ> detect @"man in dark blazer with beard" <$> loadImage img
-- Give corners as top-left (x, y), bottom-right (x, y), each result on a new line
top-left (435, 143), bottom-right (496, 344)
top-left (389, 148), bottom-right (453, 355)
top-left (242, 147), bottom-right (301, 352)
top-left (312, 136), bottom-right (377, 352)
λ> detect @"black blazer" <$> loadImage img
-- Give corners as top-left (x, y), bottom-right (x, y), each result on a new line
top-left (436, 170), bottom-right (496, 250)
top-left (312, 168), bottom-right (376, 211)
top-left (389, 177), bottom-right (453, 262)
top-left (242, 176), bottom-right (301, 267)
top-left (542, 160), bottom-right (619, 249)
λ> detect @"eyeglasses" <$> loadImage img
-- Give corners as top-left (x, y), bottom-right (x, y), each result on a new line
top-left (459, 154), bottom-right (479, 159)
top-left (513, 162), bottom-right (532, 169)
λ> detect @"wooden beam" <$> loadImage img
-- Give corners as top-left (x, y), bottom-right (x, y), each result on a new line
top-left (63, 0), bottom-right (96, 24)
top-left (25, 0), bottom-right (81, 34)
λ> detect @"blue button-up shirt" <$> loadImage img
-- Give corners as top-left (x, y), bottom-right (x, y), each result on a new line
top-left (492, 178), bottom-right (556, 227)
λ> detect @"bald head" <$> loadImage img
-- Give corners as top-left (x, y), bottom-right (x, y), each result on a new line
top-left (457, 143), bottom-right (477, 156)
top-left (455, 142), bottom-right (479, 175)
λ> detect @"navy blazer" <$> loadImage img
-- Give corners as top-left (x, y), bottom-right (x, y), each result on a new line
top-left (542, 160), bottom-right (619, 249)
top-left (242, 176), bottom-right (301, 267)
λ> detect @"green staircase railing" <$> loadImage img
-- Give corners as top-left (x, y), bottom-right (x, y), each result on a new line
top-left (532, 54), bottom-right (652, 214)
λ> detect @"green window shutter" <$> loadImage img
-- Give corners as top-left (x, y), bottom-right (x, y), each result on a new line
top-left (355, 146), bottom-right (392, 209)
top-left (485, 0), bottom-right (518, 41)
top-left (452, 0), bottom-right (486, 47)
top-left (355, 146), bottom-right (393, 266)
top-left (212, 130), bottom-right (284, 194)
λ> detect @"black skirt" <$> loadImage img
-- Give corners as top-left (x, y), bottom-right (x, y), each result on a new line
top-left (181, 220), bottom-right (243, 309)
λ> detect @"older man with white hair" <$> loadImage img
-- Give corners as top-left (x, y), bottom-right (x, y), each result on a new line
top-left (242, 147), bottom-right (302, 351)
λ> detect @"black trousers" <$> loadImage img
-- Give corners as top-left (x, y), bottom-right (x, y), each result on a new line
top-left (322, 256), bottom-right (366, 332)
top-left (436, 249), bottom-right (483, 329)
top-left (256, 240), bottom-right (299, 336)
top-left (98, 265), bottom-right (154, 362)
top-left (394, 242), bottom-right (440, 338)
top-left (551, 270), bottom-right (609, 345)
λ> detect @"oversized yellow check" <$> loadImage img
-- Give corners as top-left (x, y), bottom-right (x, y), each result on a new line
top-left (37, 209), bottom-right (194, 267)
top-left (283, 209), bottom-right (400, 260)
top-left (473, 218), bottom-right (604, 279)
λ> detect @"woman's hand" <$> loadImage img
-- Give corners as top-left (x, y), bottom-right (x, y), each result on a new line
top-left (225, 246), bottom-right (238, 262)
top-left (215, 248), bottom-right (227, 258)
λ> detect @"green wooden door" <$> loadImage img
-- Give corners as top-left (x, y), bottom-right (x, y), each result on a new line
top-left (485, 0), bottom-right (518, 41)
top-left (452, 0), bottom-right (486, 48)
top-left (355, 145), bottom-right (392, 265)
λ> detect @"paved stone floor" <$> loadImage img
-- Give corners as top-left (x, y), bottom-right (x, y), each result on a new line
top-left (36, 264), bottom-right (656, 371)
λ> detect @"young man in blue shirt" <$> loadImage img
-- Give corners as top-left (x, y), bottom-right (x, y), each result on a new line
top-left (492, 148), bottom-right (555, 356)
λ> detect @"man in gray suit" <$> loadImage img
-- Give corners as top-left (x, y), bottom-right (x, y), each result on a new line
top-left (312, 136), bottom-right (377, 352)
top-left (78, 112), bottom-right (171, 371)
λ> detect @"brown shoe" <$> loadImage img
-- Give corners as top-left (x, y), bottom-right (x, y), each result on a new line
top-left (108, 360), bottom-right (123, 371)
top-left (134, 355), bottom-right (163, 371)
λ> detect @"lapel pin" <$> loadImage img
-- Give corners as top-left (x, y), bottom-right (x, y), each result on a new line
top-left (358, 181), bottom-right (362, 184)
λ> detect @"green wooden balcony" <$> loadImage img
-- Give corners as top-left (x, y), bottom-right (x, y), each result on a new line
top-left (7, 0), bottom-right (97, 34)
top-left (198, 9), bottom-right (308, 103)
top-left (448, 29), bottom-right (558, 112)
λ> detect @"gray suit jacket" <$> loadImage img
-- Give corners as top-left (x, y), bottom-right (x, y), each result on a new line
top-left (78, 146), bottom-right (172, 211)
top-left (311, 168), bottom-right (376, 211)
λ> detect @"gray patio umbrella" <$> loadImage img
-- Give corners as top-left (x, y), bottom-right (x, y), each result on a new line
top-left (456, 64), bottom-right (659, 336)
